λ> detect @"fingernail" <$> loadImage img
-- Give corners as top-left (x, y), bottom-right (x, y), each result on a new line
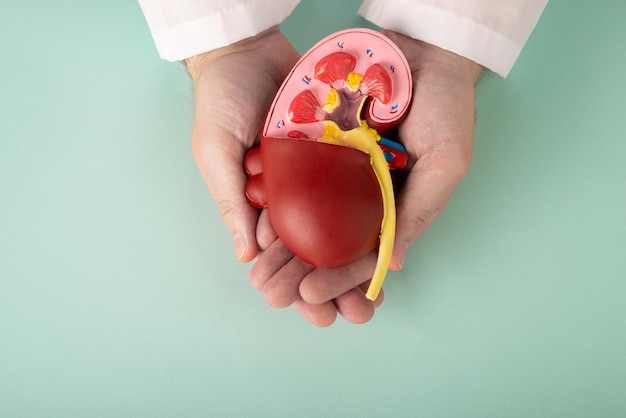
top-left (234, 234), bottom-right (247, 261)
top-left (395, 242), bottom-right (408, 270)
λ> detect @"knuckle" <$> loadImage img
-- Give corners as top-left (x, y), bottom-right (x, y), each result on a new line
top-left (408, 208), bottom-right (440, 230)
top-left (447, 148), bottom-right (473, 180)
top-left (216, 198), bottom-right (237, 221)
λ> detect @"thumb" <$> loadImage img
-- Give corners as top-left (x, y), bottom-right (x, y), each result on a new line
top-left (390, 156), bottom-right (469, 270)
top-left (192, 130), bottom-right (260, 263)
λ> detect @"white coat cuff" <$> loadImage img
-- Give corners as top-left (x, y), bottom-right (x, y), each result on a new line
top-left (358, 0), bottom-right (542, 78)
top-left (140, 0), bottom-right (301, 61)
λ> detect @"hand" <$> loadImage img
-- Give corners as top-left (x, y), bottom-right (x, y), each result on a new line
top-left (250, 212), bottom-right (385, 327)
top-left (250, 31), bottom-right (483, 326)
top-left (381, 30), bottom-right (483, 269)
top-left (187, 27), bottom-right (300, 263)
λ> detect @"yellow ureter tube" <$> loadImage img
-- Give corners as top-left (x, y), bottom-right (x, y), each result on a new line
top-left (364, 144), bottom-right (395, 301)
top-left (320, 122), bottom-right (395, 301)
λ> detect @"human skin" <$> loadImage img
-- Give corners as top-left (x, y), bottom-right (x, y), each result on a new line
top-left (186, 26), bottom-right (483, 326)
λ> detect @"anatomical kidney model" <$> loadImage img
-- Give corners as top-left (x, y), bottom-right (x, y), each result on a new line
top-left (245, 28), bottom-right (412, 301)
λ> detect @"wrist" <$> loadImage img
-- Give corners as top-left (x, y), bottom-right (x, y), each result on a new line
top-left (184, 26), bottom-right (282, 84)
top-left (381, 30), bottom-right (483, 86)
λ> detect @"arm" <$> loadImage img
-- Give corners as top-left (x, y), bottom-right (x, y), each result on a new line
top-left (138, 0), bottom-right (303, 262)
top-left (251, 1), bottom-right (549, 326)
top-left (138, 0), bottom-right (548, 326)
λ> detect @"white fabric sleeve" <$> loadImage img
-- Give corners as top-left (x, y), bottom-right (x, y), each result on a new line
top-left (358, 0), bottom-right (548, 77)
top-left (138, 0), bottom-right (301, 61)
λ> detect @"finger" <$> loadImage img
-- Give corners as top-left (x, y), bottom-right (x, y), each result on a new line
top-left (299, 252), bottom-right (377, 304)
top-left (391, 149), bottom-right (471, 270)
top-left (256, 209), bottom-right (277, 251)
top-left (334, 287), bottom-right (376, 324)
top-left (249, 238), bottom-right (293, 291)
top-left (192, 130), bottom-right (260, 263)
top-left (261, 257), bottom-right (315, 308)
top-left (292, 299), bottom-right (337, 327)
top-left (360, 280), bottom-right (385, 308)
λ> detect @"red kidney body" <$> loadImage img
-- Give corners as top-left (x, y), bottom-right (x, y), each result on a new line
top-left (258, 137), bottom-right (383, 267)
top-left (245, 28), bottom-right (412, 276)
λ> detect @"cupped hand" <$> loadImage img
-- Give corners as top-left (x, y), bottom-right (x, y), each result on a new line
top-left (250, 30), bottom-right (483, 326)
top-left (250, 211), bottom-right (384, 327)
top-left (381, 30), bottom-right (483, 269)
top-left (187, 26), bottom-right (300, 263)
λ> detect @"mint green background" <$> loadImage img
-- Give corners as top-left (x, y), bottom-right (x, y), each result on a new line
top-left (1, 1), bottom-right (625, 416)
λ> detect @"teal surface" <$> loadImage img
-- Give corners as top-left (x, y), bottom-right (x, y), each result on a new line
top-left (2, 1), bottom-right (625, 416)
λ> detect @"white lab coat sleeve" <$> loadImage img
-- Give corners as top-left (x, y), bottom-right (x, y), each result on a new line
top-left (358, 0), bottom-right (549, 77)
top-left (138, 0), bottom-right (301, 61)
